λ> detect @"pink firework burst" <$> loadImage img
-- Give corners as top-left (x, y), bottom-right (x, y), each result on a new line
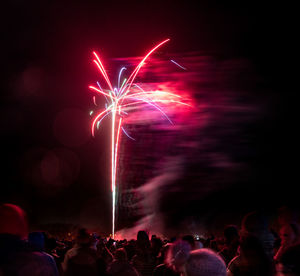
top-left (88, 39), bottom-right (189, 238)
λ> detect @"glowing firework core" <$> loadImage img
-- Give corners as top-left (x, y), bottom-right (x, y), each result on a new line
top-left (89, 39), bottom-right (188, 238)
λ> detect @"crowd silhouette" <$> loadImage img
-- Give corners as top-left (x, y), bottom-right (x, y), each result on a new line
top-left (1, 203), bottom-right (300, 276)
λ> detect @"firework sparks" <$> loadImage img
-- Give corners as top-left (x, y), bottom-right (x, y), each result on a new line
top-left (170, 59), bottom-right (187, 70)
top-left (89, 39), bottom-right (189, 238)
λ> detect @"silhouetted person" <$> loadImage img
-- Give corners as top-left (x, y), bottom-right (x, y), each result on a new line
top-left (165, 239), bottom-right (191, 274)
top-left (131, 230), bottom-right (156, 276)
top-left (241, 211), bottom-right (275, 259)
top-left (154, 243), bottom-right (180, 276)
top-left (276, 243), bottom-right (300, 276)
top-left (107, 248), bottom-right (138, 276)
top-left (0, 203), bottom-right (58, 276)
top-left (274, 223), bottom-right (300, 263)
top-left (124, 240), bottom-right (136, 261)
top-left (164, 240), bottom-right (226, 276)
top-left (227, 211), bottom-right (275, 276)
top-left (28, 231), bottom-right (46, 252)
top-left (97, 238), bottom-right (114, 266)
top-left (29, 231), bottom-right (63, 274)
top-left (62, 228), bottom-right (106, 276)
top-left (151, 236), bottom-right (163, 259)
top-left (227, 235), bottom-right (273, 276)
top-left (218, 225), bottom-right (239, 265)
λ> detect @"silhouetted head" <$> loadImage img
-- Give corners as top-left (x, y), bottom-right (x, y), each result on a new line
top-left (224, 225), bottom-right (239, 244)
top-left (151, 236), bottom-right (163, 254)
top-left (0, 203), bottom-right (28, 239)
top-left (240, 211), bottom-right (275, 258)
top-left (137, 230), bottom-right (149, 242)
top-left (184, 249), bottom-right (226, 276)
top-left (45, 237), bottom-right (57, 252)
top-left (137, 230), bottom-right (150, 249)
top-left (76, 228), bottom-right (91, 246)
top-left (114, 248), bottom-right (127, 261)
top-left (28, 231), bottom-right (45, 251)
top-left (165, 240), bottom-right (191, 273)
top-left (280, 223), bottom-right (300, 246)
top-left (182, 235), bottom-right (196, 249)
top-left (241, 211), bottom-right (268, 236)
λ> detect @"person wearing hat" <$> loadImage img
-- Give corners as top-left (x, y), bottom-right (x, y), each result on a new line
top-left (0, 203), bottom-right (58, 276)
top-left (62, 228), bottom-right (106, 276)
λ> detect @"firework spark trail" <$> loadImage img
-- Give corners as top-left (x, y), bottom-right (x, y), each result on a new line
top-left (89, 39), bottom-right (189, 238)
top-left (170, 59), bottom-right (187, 70)
top-left (121, 127), bottom-right (135, 140)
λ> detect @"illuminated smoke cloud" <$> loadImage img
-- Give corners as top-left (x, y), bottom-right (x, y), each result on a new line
top-left (116, 156), bottom-right (183, 240)
top-left (114, 51), bottom-right (263, 237)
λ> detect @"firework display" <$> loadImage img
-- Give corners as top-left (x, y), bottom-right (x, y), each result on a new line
top-left (89, 39), bottom-right (189, 237)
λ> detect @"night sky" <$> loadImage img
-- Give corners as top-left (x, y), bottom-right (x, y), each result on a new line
top-left (0, 1), bottom-right (295, 237)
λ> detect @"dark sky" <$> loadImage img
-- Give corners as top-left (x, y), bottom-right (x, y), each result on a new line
top-left (0, 1), bottom-right (295, 236)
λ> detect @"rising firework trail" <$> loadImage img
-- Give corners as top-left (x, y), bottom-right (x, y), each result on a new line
top-left (89, 39), bottom-right (189, 238)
